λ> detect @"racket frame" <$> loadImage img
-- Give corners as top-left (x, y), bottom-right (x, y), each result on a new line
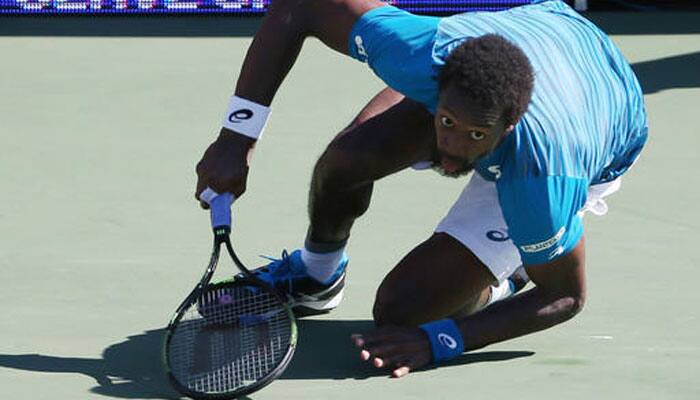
top-left (163, 227), bottom-right (298, 399)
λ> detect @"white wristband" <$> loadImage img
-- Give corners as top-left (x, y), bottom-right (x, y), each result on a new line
top-left (221, 95), bottom-right (271, 140)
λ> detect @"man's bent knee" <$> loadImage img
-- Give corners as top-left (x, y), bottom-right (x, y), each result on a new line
top-left (312, 139), bottom-right (371, 193)
top-left (373, 291), bottom-right (415, 327)
top-left (372, 286), bottom-right (485, 327)
top-left (371, 234), bottom-right (497, 327)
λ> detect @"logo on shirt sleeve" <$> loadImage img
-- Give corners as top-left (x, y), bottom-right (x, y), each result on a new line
top-left (354, 35), bottom-right (368, 62)
top-left (519, 227), bottom-right (566, 253)
top-left (548, 246), bottom-right (565, 259)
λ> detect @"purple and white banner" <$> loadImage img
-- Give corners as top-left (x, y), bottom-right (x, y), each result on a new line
top-left (0, 0), bottom-right (534, 15)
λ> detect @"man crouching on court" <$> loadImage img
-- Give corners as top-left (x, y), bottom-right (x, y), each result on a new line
top-left (193, 0), bottom-right (648, 377)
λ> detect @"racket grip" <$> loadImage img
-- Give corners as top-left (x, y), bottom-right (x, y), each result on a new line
top-left (201, 188), bottom-right (235, 230)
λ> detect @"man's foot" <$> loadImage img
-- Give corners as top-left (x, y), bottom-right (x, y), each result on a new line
top-left (507, 265), bottom-right (530, 294)
top-left (486, 266), bottom-right (530, 307)
top-left (236, 249), bottom-right (347, 317)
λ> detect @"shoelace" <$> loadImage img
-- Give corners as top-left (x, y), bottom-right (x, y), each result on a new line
top-left (256, 250), bottom-right (305, 293)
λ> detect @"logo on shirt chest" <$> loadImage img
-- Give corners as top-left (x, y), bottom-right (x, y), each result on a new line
top-left (487, 165), bottom-right (502, 180)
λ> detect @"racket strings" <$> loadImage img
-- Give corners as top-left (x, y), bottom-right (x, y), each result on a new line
top-left (168, 284), bottom-right (292, 394)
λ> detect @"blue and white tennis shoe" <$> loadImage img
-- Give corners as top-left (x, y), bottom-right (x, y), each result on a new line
top-left (236, 249), bottom-right (347, 317)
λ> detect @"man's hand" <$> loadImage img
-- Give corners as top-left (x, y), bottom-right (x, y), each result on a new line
top-left (351, 325), bottom-right (432, 378)
top-left (195, 129), bottom-right (256, 208)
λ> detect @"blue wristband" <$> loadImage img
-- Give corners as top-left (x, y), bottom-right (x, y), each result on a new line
top-left (419, 319), bottom-right (465, 363)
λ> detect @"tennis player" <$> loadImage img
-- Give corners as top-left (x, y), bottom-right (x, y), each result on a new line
top-left (195, 0), bottom-right (647, 377)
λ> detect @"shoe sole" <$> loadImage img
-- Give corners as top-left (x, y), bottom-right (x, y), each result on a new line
top-left (291, 287), bottom-right (344, 318)
top-left (233, 267), bottom-right (347, 318)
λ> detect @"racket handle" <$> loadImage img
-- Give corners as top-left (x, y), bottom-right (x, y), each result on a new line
top-left (200, 187), bottom-right (235, 231)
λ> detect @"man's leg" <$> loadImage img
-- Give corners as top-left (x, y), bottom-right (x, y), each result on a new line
top-left (373, 233), bottom-right (495, 327)
top-left (306, 88), bottom-right (436, 247)
top-left (252, 88), bottom-right (437, 315)
top-left (302, 91), bottom-right (523, 318)
top-left (372, 172), bottom-right (529, 326)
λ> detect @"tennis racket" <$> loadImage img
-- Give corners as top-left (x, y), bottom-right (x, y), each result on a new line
top-left (163, 189), bottom-right (297, 399)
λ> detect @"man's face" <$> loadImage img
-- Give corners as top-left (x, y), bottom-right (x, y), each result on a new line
top-left (432, 83), bottom-right (513, 178)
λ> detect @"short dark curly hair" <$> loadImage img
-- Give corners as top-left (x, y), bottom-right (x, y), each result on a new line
top-left (438, 34), bottom-right (534, 127)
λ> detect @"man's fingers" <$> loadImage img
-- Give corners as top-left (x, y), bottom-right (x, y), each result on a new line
top-left (392, 365), bottom-right (411, 378)
top-left (366, 353), bottom-right (419, 377)
top-left (351, 334), bottom-right (364, 348)
top-left (195, 184), bottom-right (210, 209)
top-left (357, 326), bottom-right (400, 346)
top-left (392, 358), bottom-right (419, 378)
top-left (360, 349), bottom-right (371, 361)
top-left (352, 331), bottom-right (394, 348)
top-left (352, 327), bottom-right (431, 378)
top-left (195, 174), bottom-right (213, 209)
top-left (373, 350), bottom-right (413, 370)
top-left (361, 343), bottom-right (400, 362)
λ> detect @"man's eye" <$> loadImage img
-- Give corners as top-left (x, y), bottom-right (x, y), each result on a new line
top-left (440, 116), bottom-right (454, 127)
top-left (469, 130), bottom-right (486, 141)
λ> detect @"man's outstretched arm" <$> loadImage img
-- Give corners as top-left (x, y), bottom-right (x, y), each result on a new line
top-left (195, 0), bottom-right (385, 202)
top-left (456, 237), bottom-right (586, 350)
top-left (353, 237), bottom-right (587, 377)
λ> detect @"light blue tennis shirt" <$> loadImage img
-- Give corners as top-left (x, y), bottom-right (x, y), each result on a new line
top-left (349, 0), bottom-right (648, 265)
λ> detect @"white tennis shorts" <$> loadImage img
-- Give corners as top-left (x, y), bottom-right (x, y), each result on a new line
top-left (435, 173), bottom-right (621, 282)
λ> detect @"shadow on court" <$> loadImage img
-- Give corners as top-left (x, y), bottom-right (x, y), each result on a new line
top-left (284, 319), bottom-right (535, 380)
top-left (0, 320), bottom-right (533, 398)
top-left (588, 12), bottom-right (700, 35)
top-left (0, 329), bottom-right (185, 400)
top-left (633, 51), bottom-right (700, 94)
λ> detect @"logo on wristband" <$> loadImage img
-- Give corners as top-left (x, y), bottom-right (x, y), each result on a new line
top-left (228, 108), bottom-right (254, 123)
top-left (437, 333), bottom-right (458, 349)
